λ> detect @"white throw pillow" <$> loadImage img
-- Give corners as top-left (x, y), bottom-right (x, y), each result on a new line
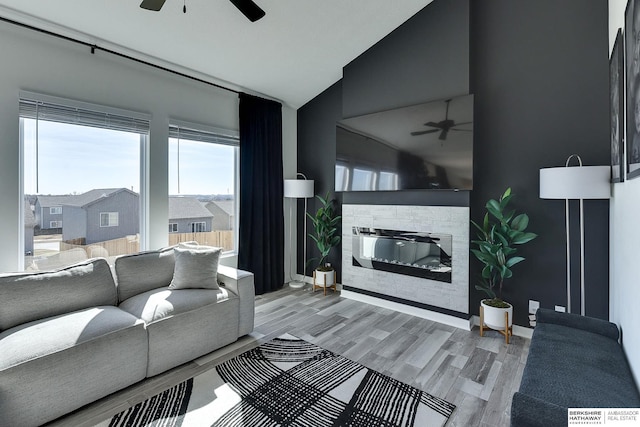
top-left (169, 246), bottom-right (222, 290)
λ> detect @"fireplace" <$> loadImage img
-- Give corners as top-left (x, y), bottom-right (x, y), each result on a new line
top-left (352, 227), bottom-right (452, 283)
top-left (341, 204), bottom-right (470, 321)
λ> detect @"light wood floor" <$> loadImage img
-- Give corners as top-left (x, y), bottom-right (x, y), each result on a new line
top-left (47, 286), bottom-right (530, 427)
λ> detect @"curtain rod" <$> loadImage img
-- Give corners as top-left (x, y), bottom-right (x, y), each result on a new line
top-left (0, 15), bottom-right (241, 96)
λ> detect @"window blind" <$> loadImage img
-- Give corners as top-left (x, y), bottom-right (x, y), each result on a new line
top-left (169, 121), bottom-right (239, 146)
top-left (19, 93), bottom-right (150, 134)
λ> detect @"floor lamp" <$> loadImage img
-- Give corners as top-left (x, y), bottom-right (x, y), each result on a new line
top-left (539, 155), bottom-right (610, 315)
top-left (284, 173), bottom-right (314, 288)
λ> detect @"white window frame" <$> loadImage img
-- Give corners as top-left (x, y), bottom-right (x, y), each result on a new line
top-left (190, 222), bottom-right (206, 232)
top-left (169, 223), bottom-right (178, 233)
top-left (49, 206), bottom-right (62, 215)
top-left (50, 220), bottom-right (62, 228)
top-left (18, 91), bottom-right (150, 271)
top-left (100, 212), bottom-right (119, 227)
top-left (169, 119), bottom-right (239, 254)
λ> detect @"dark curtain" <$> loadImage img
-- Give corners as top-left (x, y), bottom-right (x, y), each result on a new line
top-left (238, 93), bottom-right (284, 295)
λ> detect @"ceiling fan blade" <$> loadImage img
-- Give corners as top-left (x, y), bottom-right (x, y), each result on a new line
top-left (452, 121), bottom-right (472, 127)
top-left (140, 0), bottom-right (167, 11)
top-left (424, 121), bottom-right (442, 128)
top-left (411, 129), bottom-right (440, 136)
top-left (439, 129), bottom-right (449, 140)
top-left (229, 0), bottom-right (265, 22)
top-left (450, 128), bottom-right (473, 132)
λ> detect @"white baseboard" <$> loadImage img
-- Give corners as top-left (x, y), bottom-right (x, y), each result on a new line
top-left (341, 289), bottom-right (473, 331)
top-left (470, 315), bottom-right (534, 339)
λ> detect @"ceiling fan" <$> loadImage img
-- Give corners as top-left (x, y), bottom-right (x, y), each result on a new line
top-left (140, 0), bottom-right (266, 22)
top-left (410, 99), bottom-right (472, 141)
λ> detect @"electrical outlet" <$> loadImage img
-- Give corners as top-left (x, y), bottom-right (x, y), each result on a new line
top-left (528, 300), bottom-right (540, 314)
top-left (555, 305), bottom-right (566, 313)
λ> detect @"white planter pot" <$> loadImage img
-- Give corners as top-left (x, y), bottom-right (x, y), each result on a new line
top-left (315, 269), bottom-right (335, 287)
top-left (481, 299), bottom-right (513, 330)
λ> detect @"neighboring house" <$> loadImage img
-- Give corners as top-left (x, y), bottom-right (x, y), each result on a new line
top-left (24, 200), bottom-right (36, 255)
top-left (35, 189), bottom-right (121, 231)
top-left (35, 195), bottom-right (70, 231)
top-left (168, 196), bottom-right (214, 233)
top-left (77, 189), bottom-right (139, 244)
top-left (34, 188), bottom-right (139, 244)
top-left (205, 200), bottom-right (235, 231)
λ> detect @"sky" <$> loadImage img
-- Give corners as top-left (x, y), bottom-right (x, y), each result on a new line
top-left (23, 120), bottom-right (235, 196)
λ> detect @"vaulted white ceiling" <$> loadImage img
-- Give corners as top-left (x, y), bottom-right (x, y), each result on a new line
top-left (0, 0), bottom-right (433, 108)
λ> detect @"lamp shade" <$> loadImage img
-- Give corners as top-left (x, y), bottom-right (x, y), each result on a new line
top-left (284, 179), bottom-right (314, 198)
top-left (539, 165), bottom-right (610, 200)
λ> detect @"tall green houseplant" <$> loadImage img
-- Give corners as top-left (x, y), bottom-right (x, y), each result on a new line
top-left (471, 188), bottom-right (537, 308)
top-left (306, 193), bottom-right (342, 272)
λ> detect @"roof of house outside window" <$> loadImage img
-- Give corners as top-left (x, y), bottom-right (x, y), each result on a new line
top-left (206, 200), bottom-right (234, 217)
top-left (36, 188), bottom-right (122, 208)
top-left (169, 196), bottom-right (214, 221)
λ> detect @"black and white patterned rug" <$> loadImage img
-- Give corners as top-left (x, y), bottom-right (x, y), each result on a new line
top-left (100, 334), bottom-right (455, 427)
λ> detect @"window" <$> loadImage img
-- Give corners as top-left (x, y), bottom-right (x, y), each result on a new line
top-left (379, 172), bottom-right (399, 191)
top-left (335, 164), bottom-right (350, 191)
top-left (100, 212), bottom-right (119, 227)
top-left (169, 223), bottom-right (178, 233)
top-left (190, 222), bottom-right (206, 232)
top-left (20, 92), bottom-right (149, 271)
top-left (168, 120), bottom-right (239, 252)
top-left (352, 168), bottom-right (376, 191)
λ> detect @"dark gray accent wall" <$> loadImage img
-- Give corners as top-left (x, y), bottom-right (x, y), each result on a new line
top-left (342, 0), bottom-right (470, 118)
top-left (297, 81), bottom-right (344, 277)
top-left (297, 0), bottom-right (609, 325)
top-left (469, 0), bottom-right (609, 322)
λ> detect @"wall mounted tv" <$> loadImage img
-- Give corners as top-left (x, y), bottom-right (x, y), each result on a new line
top-left (335, 94), bottom-right (473, 191)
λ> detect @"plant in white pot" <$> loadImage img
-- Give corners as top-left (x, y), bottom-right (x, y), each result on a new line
top-left (471, 188), bottom-right (537, 339)
top-left (306, 193), bottom-right (341, 293)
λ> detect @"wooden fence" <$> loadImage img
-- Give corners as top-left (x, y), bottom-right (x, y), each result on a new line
top-left (168, 231), bottom-right (234, 251)
top-left (59, 231), bottom-right (234, 258)
top-left (60, 235), bottom-right (140, 258)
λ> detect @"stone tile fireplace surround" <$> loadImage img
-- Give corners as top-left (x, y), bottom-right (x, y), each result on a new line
top-left (341, 204), bottom-right (470, 329)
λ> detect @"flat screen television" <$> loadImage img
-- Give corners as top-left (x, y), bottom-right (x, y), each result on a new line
top-left (335, 94), bottom-right (473, 191)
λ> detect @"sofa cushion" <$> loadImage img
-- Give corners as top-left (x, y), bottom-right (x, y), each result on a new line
top-left (169, 245), bottom-right (222, 290)
top-left (0, 258), bottom-right (117, 331)
top-left (119, 287), bottom-right (234, 324)
top-left (114, 246), bottom-right (176, 302)
top-left (519, 322), bottom-right (640, 408)
top-left (0, 306), bottom-right (148, 427)
top-left (0, 306), bottom-right (143, 370)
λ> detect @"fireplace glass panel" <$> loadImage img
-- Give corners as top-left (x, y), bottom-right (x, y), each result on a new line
top-left (352, 227), bottom-right (452, 283)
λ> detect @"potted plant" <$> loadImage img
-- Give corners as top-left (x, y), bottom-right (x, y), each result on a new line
top-left (306, 192), bottom-right (342, 289)
top-left (471, 188), bottom-right (537, 332)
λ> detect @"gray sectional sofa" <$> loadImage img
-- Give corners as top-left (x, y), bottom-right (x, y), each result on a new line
top-left (511, 308), bottom-right (640, 427)
top-left (0, 245), bottom-right (254, 427)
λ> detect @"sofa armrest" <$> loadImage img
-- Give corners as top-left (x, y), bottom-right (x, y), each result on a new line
top-left (217, 265), bottom-right (255, 336)
top-left (511, 392), bottom-right (567, 427)
top-left (536, 308), bottom-right (619, 341)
